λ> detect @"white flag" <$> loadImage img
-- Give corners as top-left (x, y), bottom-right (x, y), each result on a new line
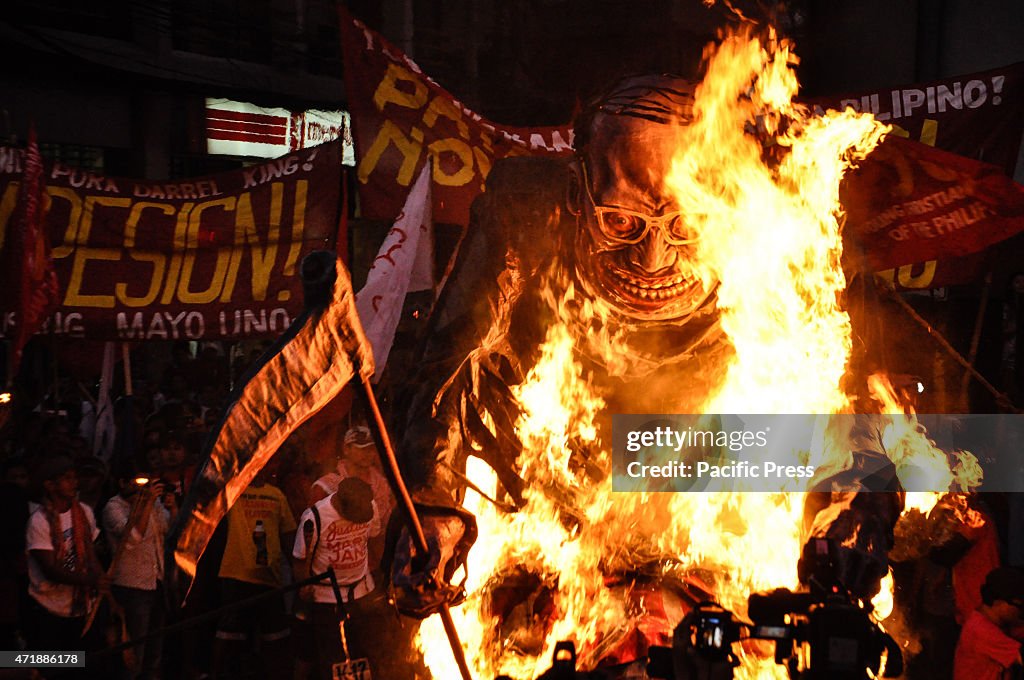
top-left (92, 341), bottom-right (116, 461)
top-left (356, 163), bottom-right (433, 382)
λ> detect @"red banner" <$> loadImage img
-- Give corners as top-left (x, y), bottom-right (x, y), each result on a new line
top-left (812, 63), bottom-right (1024, 284)
top-left (339, 7), bottom-right (573, 227)
top-left (0, 140), bottom-right (342, 341)
top-left (2, 128), bottom-right (60, 373)
top-left (842, 135), bottom-right (1024, 273)
top-left (872, 251), bottom-right (988, 292)
top-left (811, 62), bottom-right (1024, 175)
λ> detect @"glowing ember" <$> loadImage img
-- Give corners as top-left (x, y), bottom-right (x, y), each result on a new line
top-left (872, 569), bottom-right (896, 620)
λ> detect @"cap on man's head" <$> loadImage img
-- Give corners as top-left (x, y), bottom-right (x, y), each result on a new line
top-left (982, 566), bottom-right (1024, 604)
top-left (334, 477), bottom-right (374, 524)
top-left (344, 425), bottom-right (374, 448)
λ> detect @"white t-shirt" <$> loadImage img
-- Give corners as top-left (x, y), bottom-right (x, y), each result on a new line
top-left (102, 495), bottom-right (170, 590)
top-left (25, 504), bottom-right (100, 617)
top-left (311, 462), bottom-right (395, 524)
top-left (292, 495), bottom-right (382, 603)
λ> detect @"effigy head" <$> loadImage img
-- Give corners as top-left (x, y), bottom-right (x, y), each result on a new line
top-left (570, 74), bottom-right (715, 323)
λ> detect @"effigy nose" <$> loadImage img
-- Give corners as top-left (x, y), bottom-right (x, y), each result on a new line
top-left (631, 230), bottom-right (678, 274)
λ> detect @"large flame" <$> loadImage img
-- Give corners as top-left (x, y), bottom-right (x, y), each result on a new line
top-left (416, 27), bottom-right (979, 680)
top-left (668, 30), bottom-right (883, 416)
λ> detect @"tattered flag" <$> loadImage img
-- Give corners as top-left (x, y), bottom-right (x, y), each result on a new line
top-left (166, 251), bottom-right (374, 600)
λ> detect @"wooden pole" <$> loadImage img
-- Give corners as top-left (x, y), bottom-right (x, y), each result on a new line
top-left (888, 289), bottom-right (1022, 413)
top-left (122, 343), bottom-right (133, 396)
top-left (354, 371), bottom-right (474, 680)
top-left (959, 272), bottom-right (993, 405)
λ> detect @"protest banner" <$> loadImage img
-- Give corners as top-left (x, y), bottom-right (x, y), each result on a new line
top-left (339, 6), bottom-right (573, 227)
top-left (0, 140), bottom-right (343, 340)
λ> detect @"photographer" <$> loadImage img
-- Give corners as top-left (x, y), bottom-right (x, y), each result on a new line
top-left (954, 566), bottom-right (1024, 680)
top-left (103, 471), bottom-right (174, 675)
top-left (103, 470), bottom-right (176, 679)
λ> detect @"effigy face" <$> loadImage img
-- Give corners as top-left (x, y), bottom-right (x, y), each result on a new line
top-left (572, 112), bottom-right (715, 324)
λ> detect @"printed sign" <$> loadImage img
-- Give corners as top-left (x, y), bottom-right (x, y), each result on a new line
top-left (332, 658), bottom-right (372, 680)
top-left (0, 140), bottom-right (343, 340)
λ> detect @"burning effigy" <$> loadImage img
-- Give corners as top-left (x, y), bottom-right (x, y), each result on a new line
top-left (391, 27), bottom-right (982, 680)
top-left (168, 21), bottom-right (986, 680)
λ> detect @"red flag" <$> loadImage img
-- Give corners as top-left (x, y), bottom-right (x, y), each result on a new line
top-left (338, 6), bottom-right (573, 226)
top-left (842, 135), bottom-right (1024, 273)
top-left (4, 128), bottom-right (59, 378)
top-left (808, 63), bottom-right (1024, 286)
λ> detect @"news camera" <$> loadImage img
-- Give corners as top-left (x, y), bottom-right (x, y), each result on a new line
top-left (496, 640), bottom-right (610, 680)
top-left (646, 538), bottom-right (903, 680)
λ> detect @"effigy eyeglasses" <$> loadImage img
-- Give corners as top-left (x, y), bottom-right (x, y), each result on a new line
top-left (580, 161), bottom-right (699, 246)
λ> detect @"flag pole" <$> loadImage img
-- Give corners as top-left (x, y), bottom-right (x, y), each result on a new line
top-left (122, 342), bottom-right (133, 397)
top-left (353, 367), bottom-right (474, 680)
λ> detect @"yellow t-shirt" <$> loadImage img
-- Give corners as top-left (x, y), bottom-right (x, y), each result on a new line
top-left (218, 482), bottom-right (297, 586)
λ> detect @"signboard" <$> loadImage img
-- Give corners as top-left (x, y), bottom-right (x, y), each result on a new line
top-left (206, 98), bottom-right (355, 165)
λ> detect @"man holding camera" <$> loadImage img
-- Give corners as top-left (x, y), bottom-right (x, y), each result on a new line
top-left (103, 470), bottom-right (176, 678)
top-left (954, 566), bottom-right (1024, 680)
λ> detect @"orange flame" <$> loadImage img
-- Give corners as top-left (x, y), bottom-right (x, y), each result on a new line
top-left (867, 373), bottom-right (983, 514)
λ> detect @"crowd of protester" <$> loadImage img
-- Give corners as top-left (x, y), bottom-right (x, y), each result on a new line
top-left (0, 338), bottom-right (1022, 680)
top-left (0, 340), bottom-right (414, 679)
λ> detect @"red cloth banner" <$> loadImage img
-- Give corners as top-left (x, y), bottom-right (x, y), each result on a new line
top-left (0, 140), bottom-right (342, 341)
top-left (873, 251), bottom-right (988, 292)
top-left (1, 128), bottom-right (60, 374)
top-left (841, 135), bottom-right (1024, 273)
top-left (811, 62), bottom-right (1024, 175)
top-left (339, 7), bottom-right (573, 227)
top-left (813, 63), bottom-right (1024, 285)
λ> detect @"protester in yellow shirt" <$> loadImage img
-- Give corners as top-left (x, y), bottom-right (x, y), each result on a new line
top-left (212, 467), bottom-right (296, 679)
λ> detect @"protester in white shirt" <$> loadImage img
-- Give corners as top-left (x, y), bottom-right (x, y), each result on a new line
top-left (310, 426), bottom-right (394, 512)
top-left (292, 477), bottom-right (382, 680)
top-left (308, 425), bottom-right (396, 580)
top-left (103, 470), bottom-right (175, 679)
top-left (24, 455), bottom-right (107, 658)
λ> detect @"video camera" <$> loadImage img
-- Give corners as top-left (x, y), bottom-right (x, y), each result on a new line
top-left (647, 539), bottom-right (903, 680)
